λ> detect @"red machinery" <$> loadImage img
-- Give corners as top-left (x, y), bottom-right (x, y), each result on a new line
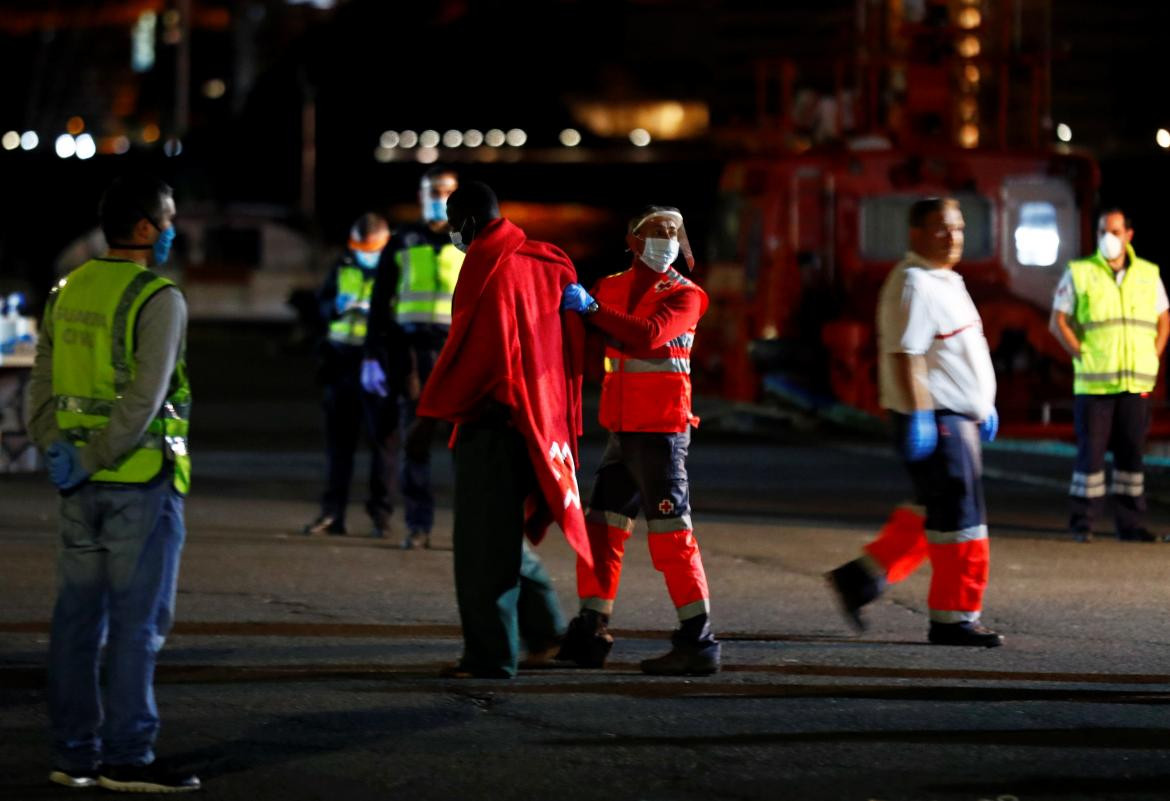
top-left (694, 0), bottom-right (1130, 437)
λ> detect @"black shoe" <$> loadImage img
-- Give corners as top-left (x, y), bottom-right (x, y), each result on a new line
top-left (1118, 528), bottom-right (1158, 542)
top-left (402, 529), bottom-right (430, 550)
top-left (555, 610), bottom-right (614, 668)
top-left (519, 636), bottom-right (564, 669)
top-left (49, 768), bottom-right (100, 788)
top-left (641, 639), bottom-right (722, 676)
top-left (826, 559), bottom-right (886, 632)
top-left (1072, 529), bottom-right (1093, 543)
top-left (98, 764), bottom-right (201, 793)
top-left (303, 515), bottom-right (345, 536)
top-left (928, 621), bottom-right (1003, 648)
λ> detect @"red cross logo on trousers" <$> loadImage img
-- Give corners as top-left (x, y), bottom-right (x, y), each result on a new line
top-left (658, 499), bottom-right (674, 515)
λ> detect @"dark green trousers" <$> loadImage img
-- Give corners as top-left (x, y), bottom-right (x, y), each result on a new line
top-left (453, 420), bottom-right (565, 676)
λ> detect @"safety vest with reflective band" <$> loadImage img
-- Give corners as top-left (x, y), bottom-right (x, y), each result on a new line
top-left (327, 263), bottom-right (375, 346)
top-left (394, 242), bottom-right (463, 326)
top-left (1070, 250), bottom-right (1163, 394)
top-left (594, 266), bottom-right (708, 433)
top-left (51, 259), bottom-right (192, 494)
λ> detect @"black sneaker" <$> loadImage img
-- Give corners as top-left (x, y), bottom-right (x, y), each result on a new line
top-left (98, 764), bottom-right (201, 793)
top-left (49, 768), bottom-right (99, 788)
top-left (302, 515), bottom-right (345, 536)
top-left (826, 559), bottom-right (886, 632)
top-left (928, 621), bottom-right (1003, 648)
top-left (555, 610), bottom-right (614, 668)
top-left (640, 640), bottom-right (722, 676)
top-left (1118, 528), bottom-right (1158, 542)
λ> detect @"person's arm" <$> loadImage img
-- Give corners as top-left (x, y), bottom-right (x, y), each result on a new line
top-left (1049, 310), bottom-right (1081, 359)
top-left (588, 290), bottom-right (702, 350)
top-left (363, 246), bottom-right (399, 365)
top-left (77, 288), bottom-right (186, 475)
top-left (1157, 311), bottom-right (1170, 359)
top-left (316, 262), bottom-right (340, 328)
top-left (25, 297), bottom-right (60, 449)
top-left (892, 352), bottom-right (932, 411)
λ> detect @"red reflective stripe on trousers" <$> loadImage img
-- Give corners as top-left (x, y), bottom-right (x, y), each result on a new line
top-left (926, 537), bottom-right (989, 614)
top-left (575, 521), bottom-right (631, 601)
top-left (862, 506), bottom-right (927, 583)
top-left (648, 529), bottom-right (709, 609)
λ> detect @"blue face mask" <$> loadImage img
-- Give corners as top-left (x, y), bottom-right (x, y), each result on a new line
top-left (423, 198), bottom-right (448, 223)
top-left (153, 225), bottom-right (176, 266)
top-left (353, 249), bottom-right (381, 269)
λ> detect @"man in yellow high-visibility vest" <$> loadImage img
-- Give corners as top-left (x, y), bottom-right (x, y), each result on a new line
top-left (26, 175), bottom-right (200, 792)
top-left (363, 166), bottom-right (463, 549)
top-left (1050, 208), bottom-right (1170, 542)
top-left (303, 213), bottom-right (397, 538)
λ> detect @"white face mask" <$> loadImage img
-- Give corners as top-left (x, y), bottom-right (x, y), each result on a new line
top-left (1098, 231), bottom-right (1124, 261)
top-left (639, 237), bottom-right (679, 273)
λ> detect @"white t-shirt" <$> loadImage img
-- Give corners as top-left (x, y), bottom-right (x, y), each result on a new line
top-left (1051, 265), bottom-right (1169, 315)
top-left (877, 253), bottom-right (997, 420)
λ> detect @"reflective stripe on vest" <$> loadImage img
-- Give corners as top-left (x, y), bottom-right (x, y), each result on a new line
top-left (395, 243), bottom-right (463, 326)
top-left (1070, 252), bottom-right (1163, 394)
top-left (52, 259), bottom-right (192, 494)
top-left (328, 265), bottom-right (375, 346)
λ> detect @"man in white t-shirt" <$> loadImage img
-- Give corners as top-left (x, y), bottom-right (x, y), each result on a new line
top-left (827, 197), bottom-right (1002, 647)
top-left (1049, 209), bottom-right (1170, 543)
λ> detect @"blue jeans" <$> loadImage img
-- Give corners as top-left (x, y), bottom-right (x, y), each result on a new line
top-left (48, 481), bottom-right (186, 771)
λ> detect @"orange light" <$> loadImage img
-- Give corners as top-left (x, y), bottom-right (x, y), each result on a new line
top-left (141, 123), bottom-right (160, 144)
top-left (66, 116), bottom-right (84, 135)
top-left (957, 35), bottom-right (981, 58)
top-left (964, 64), bottom-right (981, 84)
top-left (958, 123), bottom-right (980, 149)
top-left (957, 7), bottom-right (981, 29)
top-left (958, 97), bottom-right (978, 121)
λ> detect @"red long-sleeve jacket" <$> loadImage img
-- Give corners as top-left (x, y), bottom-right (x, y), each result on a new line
top-left (588, 259), bottom-right (708, 433)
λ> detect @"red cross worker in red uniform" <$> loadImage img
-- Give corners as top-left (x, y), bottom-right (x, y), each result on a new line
top-left (557, 205), bottom-right (720, 676)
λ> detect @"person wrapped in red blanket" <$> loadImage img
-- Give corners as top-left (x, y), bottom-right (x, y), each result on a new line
top-left (407, 181), bottom-right (590, 678)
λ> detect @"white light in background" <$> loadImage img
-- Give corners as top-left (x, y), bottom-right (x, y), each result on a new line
top-left (629, 128), bottom-right (651, 146)
top-left (75, 134), bottom-right (96, 160)
top-left (379, 131), bottom-right (399, 148)
top-left (484, 129), bottom-right (505, 147)
top-left (559, 128), bottom-right (582, 147)
top-left (162, 137), bottom-right (182, 158)
top-left (1158, 128), bottom-right (1170, 149)
top-left (1056, 123), bottom-right (1072, 143)
top-left (416, 147), bottom-right (439, 164)
top-left (442, 129), bottom-right (463, 148)
top-left (1014, 201), bottom-right (1061, 267)
top-left (132, 11), bottom-right (157, 73)
top-left (374, 146), bottom-right (394, 163)
top-left (112, 136), bottom-right (130, 155)
top-left (55, 134), bottom-right (76, 159)
top-left (399, 130), bottom-right (418, 148)
top-left (20, 131), bottom-right (39, 151)
top-left (463, 129), bottom-right (483, 147)
top-left (202, 79), bottom-right (226, 99)
top-left (419, 130), bottom-right (440, 148)
top-left (505, 128), bottom-right (527, 146)
top-left (2, 131), bottom-right (21, 151)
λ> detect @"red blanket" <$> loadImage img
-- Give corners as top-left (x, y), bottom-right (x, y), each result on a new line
top-left (416, 218), bottom-right (590, 565)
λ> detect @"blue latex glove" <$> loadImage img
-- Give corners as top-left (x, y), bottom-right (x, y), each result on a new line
top-left (361, 358), bottom-right (388, 398)
top-left (45, 442), bottom-right (90, 490)
top-left (979, 407), bottom-right (999, 443)
top-left (335, 292), bottom-right (356, 315)
top-left (561, 283), bottom-right (596, 314)
top-left (902, 410), bottom-right (938, 462)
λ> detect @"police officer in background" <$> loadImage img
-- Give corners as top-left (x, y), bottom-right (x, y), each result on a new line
top-left (363, 167), bottom-right (463, 549)
top-left (1049, 208), bottom-right (1170, 543)
top-left (26, 174), bottom-right (200, 792)
top-left (304, 213), bottom-right (397, 538)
